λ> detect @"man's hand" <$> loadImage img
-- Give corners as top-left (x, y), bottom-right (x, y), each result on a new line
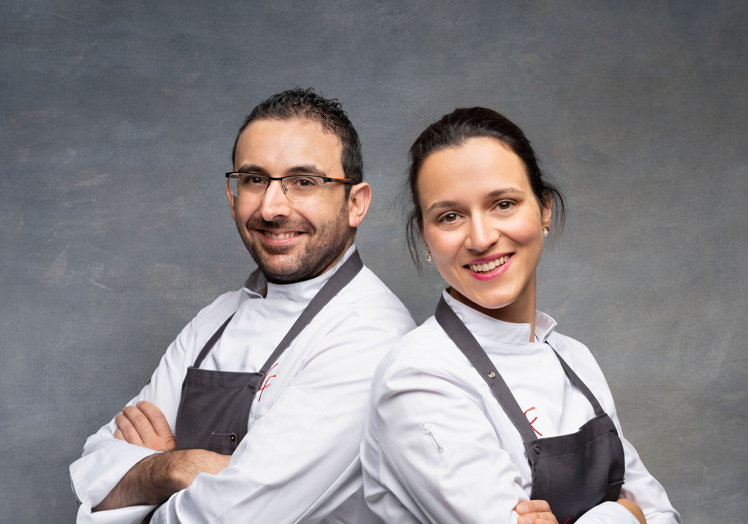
top-left (115, 401), bottom-right (177, 452)
top-left (616, 498), bottom-right (646, 524)
top-left (93, 449), bottom-right (231, 512)
top-left (515, 500), bottom-right (558, 524)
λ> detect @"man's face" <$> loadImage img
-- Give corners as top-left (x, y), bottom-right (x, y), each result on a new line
top-left (228, 118), bottom-right (353, 284)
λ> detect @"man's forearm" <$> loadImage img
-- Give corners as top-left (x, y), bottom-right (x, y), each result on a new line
top-left (93, 452), bottom-right (180, 512)
top-left (93, 449), bottom-right (230, 512)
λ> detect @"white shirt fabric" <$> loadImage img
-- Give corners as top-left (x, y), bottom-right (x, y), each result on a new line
top-left (70, 245), bottom-right (416, 524)
top-left (361, 290), bottom-right (681, 524)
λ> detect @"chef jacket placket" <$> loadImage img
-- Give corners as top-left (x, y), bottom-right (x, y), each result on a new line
top-left (435, 296), bottom-right (626, 523)
top-left (174, 250), bottom-right (364, 455)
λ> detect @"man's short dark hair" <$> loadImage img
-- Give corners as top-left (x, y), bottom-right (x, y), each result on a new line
top-left (232, 88), bottom-right (363, 186)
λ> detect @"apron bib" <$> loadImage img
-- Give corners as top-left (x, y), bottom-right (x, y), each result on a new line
top-left (174, 250), bottom-right (364, 455)
top-left (435, 296), bottom-right (625, 523)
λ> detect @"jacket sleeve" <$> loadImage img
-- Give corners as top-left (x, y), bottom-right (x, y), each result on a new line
top-left (69, 293), bottom-right (238, 524)
top-left (564, 336), bottom-right (682, 524)
top-left (367, 353), bottom-right (531, 524)
top-left (150, 303), bottom-right (414, 524)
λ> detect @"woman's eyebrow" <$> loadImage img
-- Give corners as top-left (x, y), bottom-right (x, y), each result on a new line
top-left (426, 200), bottom-right (459, 214)
top-left (485, 187), bottom-right (523, 199)
top-left (426, 188), bottom-right (523, 214)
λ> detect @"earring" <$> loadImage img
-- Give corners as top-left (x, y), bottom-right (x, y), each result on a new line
top-left (543, 227), bottom-right (549, 237)
top-left (426, 251), bottom-right (432, 261)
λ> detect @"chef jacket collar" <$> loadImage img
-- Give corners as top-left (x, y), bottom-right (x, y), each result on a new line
top-left (442, 289), bottom-right (557, 345)
top-left (242, 244), bottom-right (357, 302)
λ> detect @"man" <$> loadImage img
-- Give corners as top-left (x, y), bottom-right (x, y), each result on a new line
top-left (70, 88), bottom-right (416, 523)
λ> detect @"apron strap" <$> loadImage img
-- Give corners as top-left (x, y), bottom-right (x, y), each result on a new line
top-left (546, 344), bottom-right (605, 417)
top-left (435, 295), bottom-right (607, 441)
top-left (194, 313), bottom-right (235, 368)
top-left (257, 249), bottom-right (364, 375)
top-left (435, 296), bottom-right (537, 442)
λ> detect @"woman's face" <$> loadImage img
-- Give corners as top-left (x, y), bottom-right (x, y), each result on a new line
top-left (419, 138), bottom-right (551, 322)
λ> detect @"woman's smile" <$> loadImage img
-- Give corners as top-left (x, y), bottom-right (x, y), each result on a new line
top-left (465, 252), bottom-right (514, 280)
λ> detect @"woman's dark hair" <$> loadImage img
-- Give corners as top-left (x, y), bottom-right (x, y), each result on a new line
top-left (405, 107), bottom-right (566, 270)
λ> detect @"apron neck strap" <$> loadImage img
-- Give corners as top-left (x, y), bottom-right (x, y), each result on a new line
top-left (435, 296), bottom-right (538, 442)
top-left (194, 313), bottom-right (235, 369)
top-left (192, 249), bottom-right (364, 372)
top-left (435, 295), bottom-right (606, 441)
top-left (257, 249), bottom-right (364, 375)
top-left (546, 341), bottom-right (605, 417)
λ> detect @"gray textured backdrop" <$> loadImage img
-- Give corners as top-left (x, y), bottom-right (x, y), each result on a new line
top-left (1, 0), bottom-right (746, 521)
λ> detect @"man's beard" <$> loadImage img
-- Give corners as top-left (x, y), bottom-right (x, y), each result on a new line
top-left (240, 201), bottom-right (351, 284)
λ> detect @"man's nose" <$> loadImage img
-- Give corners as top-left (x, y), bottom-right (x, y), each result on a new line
top-left (465, 215), bottom-right (500, 252)
top-left (259, 180), bottom-right (292, 221)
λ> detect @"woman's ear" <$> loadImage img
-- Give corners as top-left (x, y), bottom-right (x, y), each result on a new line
top-left (541, 196), bottom-right (553, 229)
top-left (420, 229), bottom-right (429, 254)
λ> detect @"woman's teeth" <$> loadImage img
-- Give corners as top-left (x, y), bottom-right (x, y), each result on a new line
top-left (266, 232), bottom-right (299, 240)
top-left (469, 255), bottom-right (509, 273)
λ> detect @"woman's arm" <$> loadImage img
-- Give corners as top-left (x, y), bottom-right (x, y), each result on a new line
top-left (560, 335), bottom-right (682, 524)
top-left (368, 357), bottom-right (533, 523)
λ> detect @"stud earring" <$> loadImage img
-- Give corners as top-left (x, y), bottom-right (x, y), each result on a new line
top-left (426, 251), bottom-right (432, 261)
top-left (543, 227), bottom-right (549, 237)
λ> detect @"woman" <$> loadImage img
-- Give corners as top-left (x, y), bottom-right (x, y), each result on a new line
top-left (361, 108), bottom-right (681, 524)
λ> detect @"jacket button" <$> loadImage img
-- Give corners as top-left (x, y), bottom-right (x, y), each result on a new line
top-left (488, 372), bottom-right (496, 378)
top-left (230, 434), bottom-right (236, 442)
top-left (534, 446), bottom-right (541, 454)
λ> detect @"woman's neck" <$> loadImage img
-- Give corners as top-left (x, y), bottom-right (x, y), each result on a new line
top-left (449, 273), bottom-right (537, 342)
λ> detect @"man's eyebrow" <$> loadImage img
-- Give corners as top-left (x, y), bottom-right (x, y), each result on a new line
top-left (287, 164), bottom-right (327, 177)
top-left (425, 188), bottom-right (523, 214)
top-left (233, 164), bottom-right (327, 178)
top-left (235, 164), bottom-right (269, 175)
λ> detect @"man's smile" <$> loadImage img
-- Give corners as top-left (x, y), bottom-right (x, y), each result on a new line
top-left (261, 230), bottom-right (305, 241)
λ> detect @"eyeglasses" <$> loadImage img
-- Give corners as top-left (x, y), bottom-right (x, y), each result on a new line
top-left (225, 172), bottom-right (352, 202)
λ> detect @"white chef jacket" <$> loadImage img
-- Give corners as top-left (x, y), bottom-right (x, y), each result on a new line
top-left (70, 245), bottom-right (416, 524)
top-left (361, 290), bottom-right (681, 524)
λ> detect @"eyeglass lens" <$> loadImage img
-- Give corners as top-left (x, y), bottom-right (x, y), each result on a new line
top-left (230, 174), bottom-right (327, 201)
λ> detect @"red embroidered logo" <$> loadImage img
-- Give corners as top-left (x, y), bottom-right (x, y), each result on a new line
top-left (524, 407), bottom-right (543, 437)
top-left (258, 363), bottom-right (278, 402)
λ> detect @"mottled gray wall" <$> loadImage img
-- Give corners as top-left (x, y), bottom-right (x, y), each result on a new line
top-left (2, 0), bottom-right (746, 521)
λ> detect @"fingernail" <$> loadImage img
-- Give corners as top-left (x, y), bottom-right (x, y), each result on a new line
top-left (517, 504), bottom-right (528, 514)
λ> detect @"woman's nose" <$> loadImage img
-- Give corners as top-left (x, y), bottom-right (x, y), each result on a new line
top-left (465, 216), bottom-right (500, 252)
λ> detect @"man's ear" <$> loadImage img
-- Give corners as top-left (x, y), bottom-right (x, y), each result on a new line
top-left (226, 181), bottom-right (237, 221)
top-left (347, 182), bottom-right (372, 228)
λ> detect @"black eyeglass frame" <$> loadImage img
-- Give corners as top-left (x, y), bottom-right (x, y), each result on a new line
top-left (225, 172), bottom-right (353, 197)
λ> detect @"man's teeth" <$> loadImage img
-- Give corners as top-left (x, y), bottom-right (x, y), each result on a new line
top-left (469, 255), bottom-right (509, 273)
top-left (266, 232), bottom-right (299, 240)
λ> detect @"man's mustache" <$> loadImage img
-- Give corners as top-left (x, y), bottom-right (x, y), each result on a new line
top-left (246, 216), bottom-right (314, 233)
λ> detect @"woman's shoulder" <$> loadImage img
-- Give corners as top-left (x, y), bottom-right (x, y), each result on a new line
top-left (548, 330), bottom-right (605, 373)
top-left (389, 316), bottom-right (458, 360)
top-left (547, 330), bottom-right (616, 408)
top-left (372, 316), bottom-right (476, 392)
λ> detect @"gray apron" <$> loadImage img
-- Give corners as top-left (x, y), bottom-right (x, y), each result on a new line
top-left (174, 250), bottom-right (364, 455)
top-left (435, 296), bottom-right (625, 523)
